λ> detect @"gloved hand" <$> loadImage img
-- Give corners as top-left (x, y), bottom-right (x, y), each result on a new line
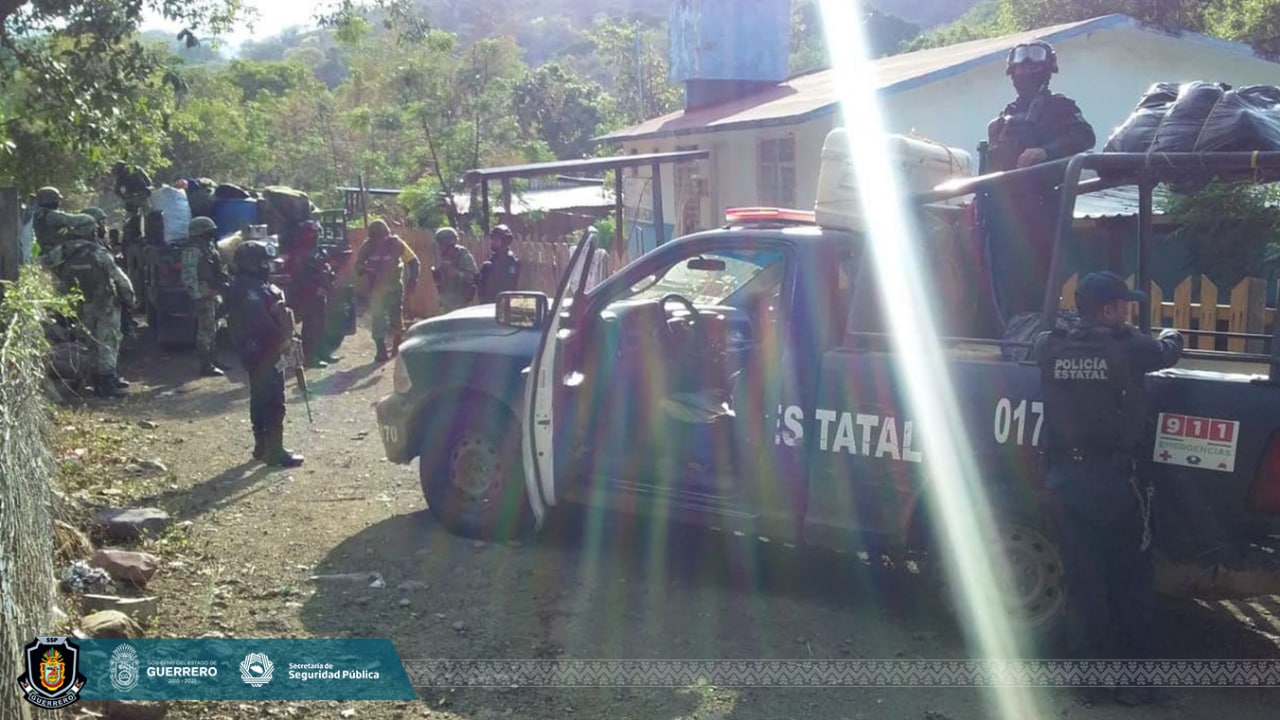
top-left (1158, 327), bottom-right (1184, 347)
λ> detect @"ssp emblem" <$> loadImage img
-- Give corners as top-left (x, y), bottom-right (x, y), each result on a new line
top-left (17, 637), bottom-right (87, 709)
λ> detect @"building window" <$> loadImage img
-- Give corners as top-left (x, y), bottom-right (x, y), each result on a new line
top-left (759, 137), bottom-right (796, 207)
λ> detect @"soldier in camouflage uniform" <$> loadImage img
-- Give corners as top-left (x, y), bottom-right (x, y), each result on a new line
top-left (82, 207), bottom-right (109, 245)
top-left (32, 187), bottom-right (97, 256)
top-left (356, 219), bottom-right (421, 362)
top-left (83, 206), bottom-right (138, 340)
top-left (45, 235), bottom-right (137, 397)
top-left (429, 227), bottom-right (478, 314)
top-left (185, 217), bottom-right (230, 377)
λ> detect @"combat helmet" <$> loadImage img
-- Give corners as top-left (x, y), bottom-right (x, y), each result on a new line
top-left (234, 240), bottom-right (276, 276)
top-left (434, 226), bottom-right (459, 245)
top-left (189, 216), bottom-right (218, 241)
top-left (1006, 40), bottom-right (1058, 75)
top-left (489, 224), bottom-right (514, 243)
top-left (35, 186), bottom-right (63, 208)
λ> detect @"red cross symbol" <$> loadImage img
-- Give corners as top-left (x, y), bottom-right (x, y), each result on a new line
top-left (1159, 450), bottom-right (1172, 462)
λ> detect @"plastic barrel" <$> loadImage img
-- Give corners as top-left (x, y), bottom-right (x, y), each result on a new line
top-left (211, 198), bottom-right (260, 239)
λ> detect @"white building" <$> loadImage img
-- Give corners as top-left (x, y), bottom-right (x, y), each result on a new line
top-left (601, 13), bottom-right (1280, 256)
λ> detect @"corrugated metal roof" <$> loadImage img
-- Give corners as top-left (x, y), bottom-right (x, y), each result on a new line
top-left (452, 185), bottom-right (616, 215)
top-left (599, 14), bottom-right (1144, 142)
top-left (1074, 185), bottom-right (1172, 219)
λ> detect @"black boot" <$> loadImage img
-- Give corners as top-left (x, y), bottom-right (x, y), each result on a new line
top-left (113, 376), bottom-right (131, 389)
top-left (374, 341), bottom-right (388, 363)
top-left (264, 426), bottom-right (304, 468)
top-left (199, 352), bottom-right (226, 377)
top-left (252, 429), bottom-right (265, 461)
top-left (95, 374), bottom-right (126, 398)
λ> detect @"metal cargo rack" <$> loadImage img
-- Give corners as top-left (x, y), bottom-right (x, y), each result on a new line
top-left (913, 151), bottom-right (1280, 382)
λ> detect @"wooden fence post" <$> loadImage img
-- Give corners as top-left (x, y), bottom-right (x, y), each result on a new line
top-left (1232, 277), bottom-right (1268, 354)
top-left (1060, 273), bottom-right (1079, 310)
top-left (1198, 277), bottom-right (1218, 351)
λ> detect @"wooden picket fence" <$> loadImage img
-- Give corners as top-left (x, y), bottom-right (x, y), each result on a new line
top-left (346, 228), bottom-right (630, 319)
top-left (1060, 273), bottom-right (1276, 353)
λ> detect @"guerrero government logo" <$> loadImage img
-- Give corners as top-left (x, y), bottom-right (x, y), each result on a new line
top-left (241, 653), bottom-right (274, 687)
top-left (109, 643), bottom-right (140, 692)
top-left (17, 637), bottom-right (87, 709)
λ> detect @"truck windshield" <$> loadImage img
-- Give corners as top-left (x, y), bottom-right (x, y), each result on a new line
top-left (623, 249), bottom-right (785, 306)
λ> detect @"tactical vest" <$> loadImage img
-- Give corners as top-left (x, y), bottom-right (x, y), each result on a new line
top-left (1038, 327), bottom-right (1140, 453)
top-left (992, 93), bottom-right (1048, 172)
top-left (363, 239), bottom-right (405, 284)
top-left (226, 277), bottom-right (287, 360)
top-left (55, 241), bottom-right (109, 299)
top-left (182, 245), bottom-right (201, 299)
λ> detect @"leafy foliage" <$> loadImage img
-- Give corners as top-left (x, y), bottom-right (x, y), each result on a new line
top-left (873, 0), bottom-right (984, 27)
top-left (1165, 182), bottom-right (1280, 286)
top-left (0, 0), bottom-right (245, 190)
top-left (514, 64), bottom-right (614, 159)
top-left (792, 2), bottom-right (921, 72)
top-left (903, 0), bottom-right (1004, 52)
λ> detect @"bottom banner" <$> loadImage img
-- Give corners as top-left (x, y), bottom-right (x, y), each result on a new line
top-left (76, 638), bottom-right (416, 701)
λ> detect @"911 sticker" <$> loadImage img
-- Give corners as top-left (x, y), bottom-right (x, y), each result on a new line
top-left (1152, 413), bottom-right (1239, 472)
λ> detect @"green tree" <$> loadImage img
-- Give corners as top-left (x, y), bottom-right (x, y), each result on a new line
top-left (574, 17), bottom-right (680, 125)
top-left (165, 65), bottom-right (281, 182)
top-left (0, 0), bottom-right (245, 189)
top-left (902, 0), bottom-right (1005, 52)
top-left (791, 2), bottom-right (921, 70)
top-left (997, 0), bottom-right (1280, 57)
top-left (513, 63), bottom-right (613, 159)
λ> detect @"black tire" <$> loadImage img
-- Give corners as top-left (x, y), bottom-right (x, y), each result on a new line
top-left (928, 513), bottom-right (1068, 655)
top-left (419, 399), bottom-right (531, 541)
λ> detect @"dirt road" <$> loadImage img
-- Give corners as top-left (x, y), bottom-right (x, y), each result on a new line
top-left (54, 324), bottom-right (1280, 720)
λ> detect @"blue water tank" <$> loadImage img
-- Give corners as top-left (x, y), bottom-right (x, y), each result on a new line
top-left (668, 0), bottom-right (790, 84)
top-left (211, 198), bottom-right (260, 239)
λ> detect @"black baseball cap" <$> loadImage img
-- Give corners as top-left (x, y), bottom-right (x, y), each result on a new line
top-left (1075, 271), bottom-right (1145, 307)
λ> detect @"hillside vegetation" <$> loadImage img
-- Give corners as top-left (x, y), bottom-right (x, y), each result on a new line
top-left (4, 0), bottom-right (1280, 221)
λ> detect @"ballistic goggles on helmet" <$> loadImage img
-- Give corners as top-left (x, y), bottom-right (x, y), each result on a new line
top-left (1007, 42), bottom-right (1057, 74)
top-left (1011, 44), bottom-right (1049, 64)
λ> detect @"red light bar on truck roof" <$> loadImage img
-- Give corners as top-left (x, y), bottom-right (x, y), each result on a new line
top-left (724, 207), bottom-right (816, 226)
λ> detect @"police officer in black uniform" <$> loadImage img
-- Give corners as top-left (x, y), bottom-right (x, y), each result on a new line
top-left (986, 41), bottom-right (1096, 320)
top-left (1032, 272), bottom-right (1181, 705)
top-left (477, 224), bottom-right (522, 304)
top-left (225, 241), bottom-right (304, 468)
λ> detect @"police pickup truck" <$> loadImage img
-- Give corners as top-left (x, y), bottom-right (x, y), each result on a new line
top-left (375, 138), bottom-right (1280, 639)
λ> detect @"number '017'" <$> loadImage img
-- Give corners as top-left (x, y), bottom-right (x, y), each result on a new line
top-left (994, 398), bottom-right (1044, 446)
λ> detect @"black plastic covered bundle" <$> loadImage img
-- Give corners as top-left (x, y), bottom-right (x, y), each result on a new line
top-left (1104, 81), bottom-right (1280, 154)
top-left (1102, 82), bottom-right (1181, 153)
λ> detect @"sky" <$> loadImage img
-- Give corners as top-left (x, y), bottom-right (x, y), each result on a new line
top-left (141, 0), bottom-right (332, 51)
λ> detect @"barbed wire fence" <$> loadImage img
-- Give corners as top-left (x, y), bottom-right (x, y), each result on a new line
top-left (0, 266), bottom-right (70, 720)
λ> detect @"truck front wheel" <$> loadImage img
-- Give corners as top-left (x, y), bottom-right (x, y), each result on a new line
top-left (419, 400), bottom-right (531, 541)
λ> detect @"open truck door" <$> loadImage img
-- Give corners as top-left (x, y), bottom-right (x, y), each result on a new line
top-left (521, 229), bottom-right (599, 527)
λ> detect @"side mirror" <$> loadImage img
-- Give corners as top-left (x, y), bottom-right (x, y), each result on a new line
top-left (496, 291), bottom-right (549, 328)
top-left (687, 257), bottom-right (727, 272)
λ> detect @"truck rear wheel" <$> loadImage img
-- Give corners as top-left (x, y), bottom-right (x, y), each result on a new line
top-left (929, 514), bottom-right (1067, 653)
top-left (419, 400), bottom-right (531, 541)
